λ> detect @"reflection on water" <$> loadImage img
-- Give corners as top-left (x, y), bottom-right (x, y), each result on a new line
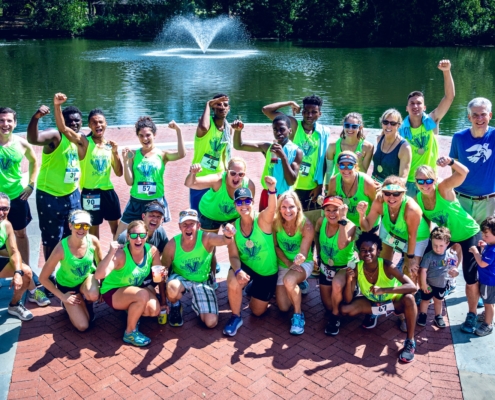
top-left (1, 39), bottom-right (494, 135)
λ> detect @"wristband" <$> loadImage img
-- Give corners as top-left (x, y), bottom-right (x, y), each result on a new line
top-left (234, 268), bottom-right (242, 276)
top-left (406, 254), bottom-right (415, 259)
top-left (448, 159), bottom-right (455, 166)
top-left (28, 184), bottom-right (34, 190)
top-left (268, 189), bottom-right (277, 195)
top-left (224, 235), bottom-right (233, 240)
top-left (14, 269), bottom-right (24, 276)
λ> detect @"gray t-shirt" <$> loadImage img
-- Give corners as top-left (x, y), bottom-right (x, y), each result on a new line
top-left (420, 250), bottom-right (450, 288)
top-left (118, 226), bottom-right (169, 253)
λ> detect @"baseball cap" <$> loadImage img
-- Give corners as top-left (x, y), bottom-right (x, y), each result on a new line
top-left (337, 153), bottom-right (357, 165)
top-left (71, 212), bottom-right (92, 226)
top-left (322, 196), bottom-right (344, 208)
top-left (144, 202), bottom-right (165, 215)
top-left (234, 187), bottom-right (253, 201)
top-left (178, 209), bottom-right (199, 224)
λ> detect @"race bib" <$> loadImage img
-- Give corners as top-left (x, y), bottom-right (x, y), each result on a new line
top-left (300, 162), bottom-right (311, 177)
top-left (371, 301), bottom-right (395, 316)
top-left (64, 168), bottom-right (80, 184)
top-left (200, 154), bottom-right (220, 171)
top-left (82, 194), bottom-right (101, 211)
top-left (320, 262), bottom-right (336, 282)
top-left (138, 182), bottom-right (157, 196)
top-left (385, 233), bottom-right (407, 253)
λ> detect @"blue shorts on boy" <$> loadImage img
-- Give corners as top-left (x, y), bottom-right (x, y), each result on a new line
top-left (479, 244), bottom-right (495, 304)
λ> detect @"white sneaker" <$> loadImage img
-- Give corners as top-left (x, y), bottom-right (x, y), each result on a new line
top-left (28, 289), bottom-right (51, 306)
top-left (8, 302), bottom-right (33, 321)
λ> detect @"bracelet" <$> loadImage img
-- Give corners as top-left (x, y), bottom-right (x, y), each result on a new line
top-left (234, 268), bottom-right (242, 276)
top-left (28, 184), bottom-right (34, 190)
top-left (448, 159), bottom-right (455, 166)
top-left (268, 189), bottom-right (277, 195)
top-left (406, 254), bottom-right (415, 259)
top-left (14, 269), bottom-right (24, 276)
top-left (224, 235), bottom-right (233, 240)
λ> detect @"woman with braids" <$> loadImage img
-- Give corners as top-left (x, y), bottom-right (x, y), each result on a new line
top-left (40, 210), bottom-right (103, 331)
top-left (96, 220), bottom-right (163, 347)
top-left (114, 116), bottom-right (186, 239)
top-left (325, 112), bottom-right (374, 179)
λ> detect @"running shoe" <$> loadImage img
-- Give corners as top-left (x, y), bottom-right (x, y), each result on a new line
top-left (27, 289), bottom-right (51, 307)
top-left (417, 312), bottom-right (427, 327)
top-left (434, 315), bottom-right (446, 328)
top-left (8, 302), bottom-right (33, 321)
top-left (168, 302), bottom-right (183, 327)
top-left (478, 297), bottom-right (484, 308)
top-left (475, 322), bottom-right (493, 337)
top-left (223, 314), bottom-right (243, 336)
top-left (461, 312), bottom-right (477, 334)
top-left (399, 339), bottom-right (416, 363)
top-left (298, 280), bottom-right (310, 295)
top-left (290, 313), bottom-right (305, 335)
top-left (325, 314), bottom-right (340, 336)
top-left (123, 329), bottom-right (151, 347)
top-left (362, 314), bottom-right (377, 329)
top-left (478, 311), bottom-right (486, 322)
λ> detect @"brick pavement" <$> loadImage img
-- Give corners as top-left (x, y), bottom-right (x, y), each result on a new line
top-left (9, 125), bottom-right (461, 399)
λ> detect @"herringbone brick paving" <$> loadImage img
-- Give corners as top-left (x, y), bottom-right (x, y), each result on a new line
top-left (10, 125), bottom-right (460, 399)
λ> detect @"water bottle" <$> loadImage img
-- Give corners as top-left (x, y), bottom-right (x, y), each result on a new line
top-left (158, 309), bottom-right (168, 325)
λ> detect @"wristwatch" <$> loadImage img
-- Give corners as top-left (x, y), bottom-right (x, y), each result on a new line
top-left (406, 254), bottom-right (415, 259)
top-left (14, 270), bottom-right (24, 276)
top-left (337, 220), bottom-right (348, 226)
top-left (448, 159), bottom-right (455, 166)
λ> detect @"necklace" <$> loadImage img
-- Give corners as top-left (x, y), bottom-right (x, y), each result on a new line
top-left (283, 221), bottom-right (297, 237)
top-left (240, 219), bottom-right (255, 248)
top-left (377, 135), bottom-right (398, 173)
top-left (341, 173), bottom-right (358, 205)
top-left (364, 266), bottom-right (378, 283)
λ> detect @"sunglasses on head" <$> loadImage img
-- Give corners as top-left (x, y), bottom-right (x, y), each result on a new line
top-left (343, 123), bottom-right (361, 129)
top-left (179, 210), bottom-right (197, 218)
top-left (416, 178), bottom-right (435, 185)
top-left (235, 198), bottom-right (252, 207)
top-left (382, 120), bottom-right (399, 126)
top-left (129, 232), bottom-right (147, 239)
top-left (0, 207), bottom-right (10, 212)
top-left (73, 223), bottom-right (90, 231)
top-left (339, 163), bottom-right (354, 170)
top-left (382, 191), bottom-right (403, 197)
top-left (229, 170), bottom-right (246, 178)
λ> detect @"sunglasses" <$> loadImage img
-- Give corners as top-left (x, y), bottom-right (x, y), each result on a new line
top-left (229, 170), bottom-right (246, 178)
top-left (235, 198), bottom-right (253, 206)
top-left (0, 207), bottom-right (10, 212)
top-left (382, 191), bottom-right (403, 197)
top-left (129, 232), bottom-right (147, 239)
top-left (179, 210), bottom-right (198, 218)
top-left (73, 223), bottom-right (90, 231)
top-left (382, 120), bottom-right (399, 126)
top-left (339, 163), bottom-right (354, 170)
top-left (343, 123), bottom-right (361, 129)
top-left (416, 178), bottom-right (435, 185)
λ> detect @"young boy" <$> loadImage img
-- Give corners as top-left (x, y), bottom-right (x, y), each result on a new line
top-left (469, 216), bottom-right (495, 336)
top-left (417, 227), bottom-right (460, 328)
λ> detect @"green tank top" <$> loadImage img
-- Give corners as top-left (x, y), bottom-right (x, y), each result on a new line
top-left (192, 116), bottom-right (227, 177)
top-left (276, 218), bottom-right (314, 268)
top-left (332, 138), bottom-right (364, 176)
top-left (319, 218), bottom-right (356, 266)
top-left (293, 121), bottom-right (320, 190)
top-left (56, 236), bottom-right (96, 287)
top-left (382, 195), bottom-right (430, 242)
top-left (234, 216), bottom-right (278, 276)
top-left (172, 231), bottom-right (213, 283)
top-left (199, 172), bottom-right (248, 222)
top-left (357, 258), bottom-right (400, 302)
top-left (100, 243), bottom-right (153, 294)
top-left (80, 136), bottom-right (114, 190)
top-left (417, 186), bottom-right (480, 242)
top-left (0, 136), bottom-right (24, 199)
top-left (335, 172), bottom-right (378, 227)
top-left (130, 150), bottom-right (165, 200)
top-left (406, 125), bottom-right (438, 182)
top-left (0, 221), bottom-right (7, 249)
top-left (37, 134), bottom-right (80, 196)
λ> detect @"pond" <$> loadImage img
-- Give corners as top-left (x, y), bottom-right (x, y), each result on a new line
top-left (1, 39), bottom-right (494, 134)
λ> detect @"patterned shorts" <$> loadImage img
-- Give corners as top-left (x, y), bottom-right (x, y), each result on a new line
top-left (168, 273), bottom-right (218, 315)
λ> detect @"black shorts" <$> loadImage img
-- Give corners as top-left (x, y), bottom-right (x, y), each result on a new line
top-left (295, 189), bottom-right (320, 212)
top-left (121, 196), bottom-right (171, 224)
top-left (199, 213), bottom-right (234, 232)
top-left (420, 284), bottom-right (448, 301)
top-left (7, 195), bottom-right (32, 231)
top-left (36, 189), bottom-right (81, 248)
top-left (57, 282), bottom-right (82, 294)
top-left (81, 188), bottom-right (122, 225)
top-left (456, 233), bottom-right (482, 285)
top-left (0, 256), bottom-right (9, 272)
top-left (241, 262), bottom-right (277, 302)
top-left (319, 263), bottom-right (347, 286)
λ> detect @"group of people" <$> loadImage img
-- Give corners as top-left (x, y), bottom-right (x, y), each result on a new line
top-left (1, 58), bottom-right (495, 364)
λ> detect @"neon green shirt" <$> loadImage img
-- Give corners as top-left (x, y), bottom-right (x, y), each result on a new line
top-left (382, 195), bottom-right (430, 242)
top-left (275, 218), bottom-right (313, 268)
top-left (332, 138), bottom-right (364, 176)
top-left (319, 218), bottom-right (355, 267)
top-left (357, 258), bottom-right (401, 302)
top-left (192, 116), bottom-right (227, 177)
top-left (293, 121), bottom-right (320, 190)
top-left (0, 136), bottom-right (24, 200)
top-left (172, 231), bottom-right (213, 283)
top-left (56, 236), bottom-right (96, 287)
top-left (130, 150), bottom-right (165, 200)
top-left (80, 136), bottom-right (114, 190)
top-left (406, 125), bottom-right (438, 182)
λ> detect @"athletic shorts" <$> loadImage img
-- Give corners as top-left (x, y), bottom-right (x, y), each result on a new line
top-left (190, 188), bottom-right (209, 212)
top-left (420, 284), bottom-right (448, 301)
top-left (241, 262), bottom-right (277, 302)
top-left (276, 262), bottom-right (313, 286)
top-left (319, 262), bottom-right (348, 286)
top-left (0, 257), bottom-right (9, 272)
top-left (168, 273), bottom-right (219, 315)
top-left (81, 188), bottom-right (122, 225)
top-left (7, 195), bottom-right (32, 231)
top-left (36, 189), bottom-right (81, 248)
top-left (121, 196), bottom-right (171, 224)
top-left (480, 284), bottom-right (495, 305)
top-left (379, 224), bottom-right (429, 257)
top-left (57, 282), bottom-right (82, 294)
top-left (295, 188), bottom-right (320, 212)
top-left (199, 213), bottom-right (234, 232)
top-left (102, 288), bottom-right (119, 310)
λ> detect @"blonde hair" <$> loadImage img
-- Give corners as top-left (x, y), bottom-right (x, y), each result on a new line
top-left (273, 191), bottom-right (305, 233)
top-left (68, 209), bottom-right (92, 224)
top-left (382, 175), bottom-right (406, 188)
top-left (379, 108), bottom-right (403, 127)
top-left (228, 157), bottom-right (247, 171)
top-left (341, 112), bottom-right (365, 140)
top-left (415, 164), bottom-right (437, 180)
top-left (127, 220), bottom-right (148, 236)
top-left (338, 150), bottom-right (360, 172)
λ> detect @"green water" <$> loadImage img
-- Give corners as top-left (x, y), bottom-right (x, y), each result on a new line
top-left (1, 39), bottom-right (494, 134)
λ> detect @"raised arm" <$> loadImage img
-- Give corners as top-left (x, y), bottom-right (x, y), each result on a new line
top-left (164, 121), bottom-right (187, 162)
top-left (108, 140), bottom-right (123, 177)
top-left (430, 60), bottom-right (455, 126)
top-left (258, 176), bottom-right (277, 232)
top-left (26, 105), bottom-right (61, 147)
top-left (121, 148), bottom-right (134, 186)
top-left (356, 199), bottom-right (381, 232)
top-left (95, 241), bottom-right (124, 280)
top-left (437, 156), bottom-right (468, 199)
top-left (261, 101), bottom-right (299, 131)
top-left (184, 164), bottom-right (222, 190)
top-left (204, 223), bottom-right (237, 249)
top-left (233, 125), bottom-right (270, 153)
top-left (197, 96), bottom-right (228, 137)
top-left (337, 205), bottom-right (356, 249)
top-left (18, 138), bottom-right (38, 201)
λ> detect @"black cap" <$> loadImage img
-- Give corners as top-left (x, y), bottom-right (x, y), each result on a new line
top-left (234, 187), bottom-right (253, 201)
top-left (337, 153), bottom-right (357, 164)
top-left (144, 202), bottom-right (165, 215)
